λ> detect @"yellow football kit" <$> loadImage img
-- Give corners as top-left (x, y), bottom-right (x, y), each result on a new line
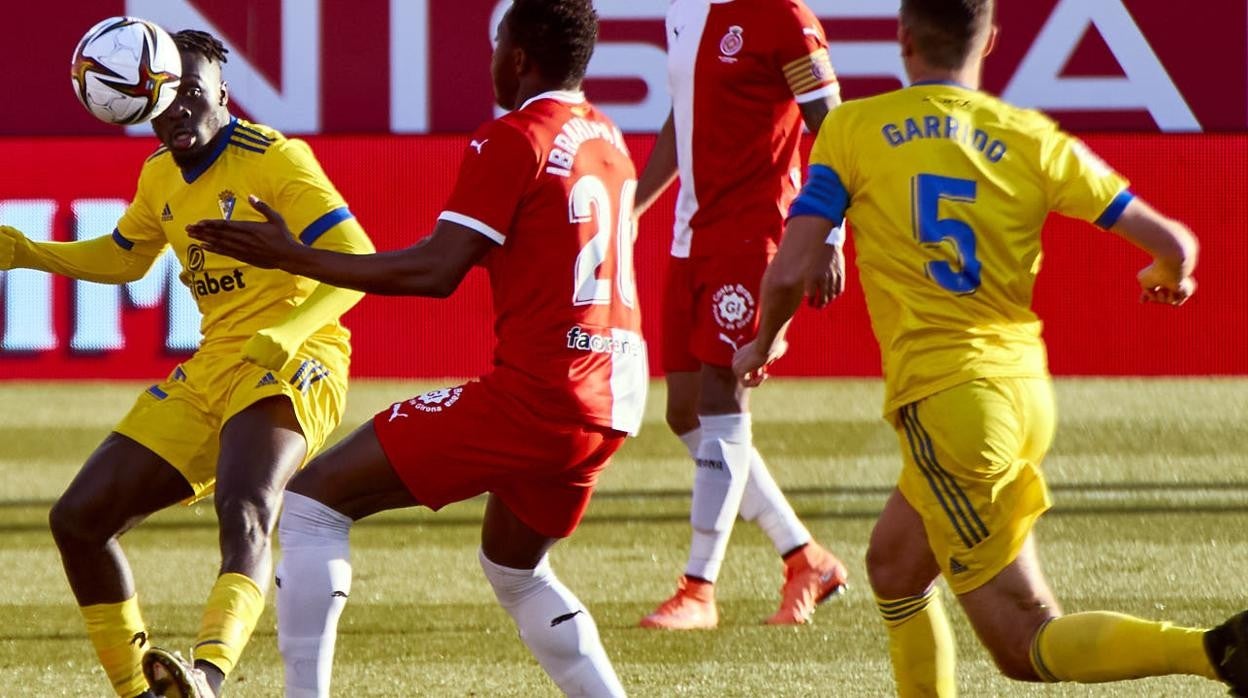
top-left (793, 82), bottom-right (1132, 591)
top-left (10, 118), bottom-right (374, 498)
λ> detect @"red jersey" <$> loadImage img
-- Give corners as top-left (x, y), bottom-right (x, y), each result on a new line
top-left (437, 91), bottom-right (647, 435)
top-left (666, 0), bottom-right (839, 258)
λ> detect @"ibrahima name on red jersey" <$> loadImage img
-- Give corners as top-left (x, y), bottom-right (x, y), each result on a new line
top-left (667, 0), bottom-right (839, 257)
top-left (437, 91), bottom-right (647, 435)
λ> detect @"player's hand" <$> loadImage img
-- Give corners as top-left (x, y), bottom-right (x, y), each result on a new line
top-left (805, 243), bottom-right (845, 309)
top-left (0, 225), bottom-right (26, 270)
top-left (1137, 262), bottom-right (1196, 306)
top-left (733, 337), bottom-right (789, 388)
top-left (186, 196), bottom-right (298, 270)
top-left (243, 328), bottom-right (297, 372)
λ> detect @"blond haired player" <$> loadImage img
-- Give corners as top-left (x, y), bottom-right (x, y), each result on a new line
top-left (0, 30), bottom-right (373, 698)
top-left (735, 0), bottom-right (1248, 694)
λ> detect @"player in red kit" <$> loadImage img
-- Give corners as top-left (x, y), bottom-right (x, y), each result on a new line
top-left (185, 2), bottom-right (637, 696)
top-left (635, 0), bottom-right (850, 629)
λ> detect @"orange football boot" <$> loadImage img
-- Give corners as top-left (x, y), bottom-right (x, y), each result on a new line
top-left (639, 575), bottom-right (718, 630)
top-left (765, 542), bottom-right (848, 625)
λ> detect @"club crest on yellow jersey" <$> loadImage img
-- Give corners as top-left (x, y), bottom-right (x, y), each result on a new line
top-left (217, 190), bottom-right (237, 220)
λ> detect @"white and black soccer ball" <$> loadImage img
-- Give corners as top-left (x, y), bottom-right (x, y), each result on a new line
top-left (71, 17), bottom-right (182, 125)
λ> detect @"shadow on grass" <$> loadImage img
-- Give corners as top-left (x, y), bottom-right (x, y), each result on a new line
top-left (2, 481), bottom-right (1248, 532)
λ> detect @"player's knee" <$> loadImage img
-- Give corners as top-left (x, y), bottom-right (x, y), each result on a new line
top-left (479, 548), bottom-right (543, 605)
top-left (49, 492), bottom-right (116, 547)
top-left (664, 408), bottom-right (699, 437)
top-left (479, 551), bottom-right (589, 655)
top-left (216, 493), bottom-right (278, 549)
top-left (865, 542), bottom-right (929, 599)
top-left (988, 642), bottom-right (1043, 682)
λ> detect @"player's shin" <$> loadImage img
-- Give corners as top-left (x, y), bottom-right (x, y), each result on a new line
top-left (193, 572), bottom-right (266, 677)
top-left (82, 596), bottom-right (151, 697)
top-left (876, 588), bottom-right (957, 697)
top-left (688, 413), bottom-right (752, 582)
top-left (1031, 612), bottom-right (1217, 683)
top-left (480, 549), bottom-right (625, 697)
top-left (739, 448), bottom-right (811, 554)
top-left (275, 491), bottom-right (353, 698)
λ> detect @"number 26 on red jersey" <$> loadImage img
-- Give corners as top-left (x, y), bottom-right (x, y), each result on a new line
top-left (570, 176), bottom-right (638, 308)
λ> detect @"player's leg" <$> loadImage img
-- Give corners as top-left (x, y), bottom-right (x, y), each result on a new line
top-left (686, 363), bottom-right (753, 586)
top-left (642, 253), bottom-right (724, 629)
top-left (173, 395), bottom-right (308, 693)
top-left (700, 254), bottom-right (846, 625)
top-left (866, 489), bottom-right (955, 697)
top-left (48, 433), bottom-right (194, 698)
top-left (958, 533), bottom-right (1223, 685)
top-left (660, 364), bottom-right (846, 627)
top-left (480, 494), bottom-right (625, 697)
top-left (904, 377), bottom-right (1233, 691)
top-left (665, 371), bottom-right (701, 440)
top-left (276, 419), bottom-right (417, 698)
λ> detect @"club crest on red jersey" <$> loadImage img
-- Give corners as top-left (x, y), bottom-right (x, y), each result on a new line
top-left (712, 283), bottom-right (755, 331)
top-left (406, 386), bottom-right (464, 414)
top-left (719, 25), bottom-right (744, 61)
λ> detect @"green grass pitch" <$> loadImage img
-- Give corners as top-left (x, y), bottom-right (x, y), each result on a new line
top-left (1, 378), bottom-right (1246, 696)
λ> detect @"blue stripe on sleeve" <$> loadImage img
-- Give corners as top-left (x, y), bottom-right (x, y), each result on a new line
top-left (788, 164), bottom-right (849, 224)
top-left (299, 207), bottom-right (354, 245)
top-left (112, 228), bottom-right (135, 251)
top-left (1094, 190), bottom-right (1135, 229)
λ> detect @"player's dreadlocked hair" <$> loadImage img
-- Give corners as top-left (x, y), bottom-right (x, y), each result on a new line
top-left (171, 29), bottom-right (230, 64)
top-left (506, 0), bottom-right (597, 86)
top-left (900, 0), bottom-right (994, 70)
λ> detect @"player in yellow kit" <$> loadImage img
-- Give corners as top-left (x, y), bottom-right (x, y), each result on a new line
top-left (0, 31), bottom-right (373, 698)
top-left (734, 0), bottom-right (1248, 695)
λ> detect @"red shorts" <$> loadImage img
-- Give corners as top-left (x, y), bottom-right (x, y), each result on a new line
top-left (662, 253), bottom-right (773, 372)
top-left (372, 379), bottom-right (625, 538)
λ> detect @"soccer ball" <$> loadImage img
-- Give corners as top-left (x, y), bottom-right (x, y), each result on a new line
top-left (71, 17), bottom-right (182, 125)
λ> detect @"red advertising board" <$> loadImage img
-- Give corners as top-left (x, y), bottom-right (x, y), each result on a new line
top-left (0, 133), bottom-right (1244, 379)
top-left (3, 0), bottom-right (1245, 136)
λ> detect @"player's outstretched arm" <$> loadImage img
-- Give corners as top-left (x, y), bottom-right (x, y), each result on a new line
top-left (0, 225), bottom-right (158, 284)
top-left (633, 110), bottom-right (678, 219)
top-left (1109, 198), bottom-right (1199, 306)
top-left (188, 196), bottom-right (492, 298)
top-left (733, 215), bottom-right (843, 386)
top-left (242, 218), bottom-right (376, 371)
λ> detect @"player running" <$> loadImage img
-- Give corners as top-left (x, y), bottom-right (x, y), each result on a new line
top-left (0, 30), bottom-right (373, 698)
top-left (633, 0), bottom-right (849, 630)
top-left (188, 2), bottom-right (639, 695)
top-left (734, 0), bottom-right (1248, 694)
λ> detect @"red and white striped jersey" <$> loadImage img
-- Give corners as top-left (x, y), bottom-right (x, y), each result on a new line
top-left (438, 91), bottom-right (647, 435)
top-left (666, 0), bottom-right (839, 258)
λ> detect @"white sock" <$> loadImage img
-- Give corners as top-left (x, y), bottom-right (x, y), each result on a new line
top-left (275, 492), bottom-right (353, 698)
top-left (677, 428), bottom-right (702, 458)
top-left (479, 549), bottom-right (625, 697)
top-left (687, 413), bottom-right (752, 582)
top-left (739, 448), bottom-right (812, 555)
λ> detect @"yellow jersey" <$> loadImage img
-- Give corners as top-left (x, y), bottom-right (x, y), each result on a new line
top-left (794, 82), bottom-right (1132, 415)
top-left (116, 117), bottom-right (358, 347)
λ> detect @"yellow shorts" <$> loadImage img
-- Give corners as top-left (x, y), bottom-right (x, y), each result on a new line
top-left (893, 377), bottom-right (1056, 595)
top-left (114, 335), bottom-right (349, 500)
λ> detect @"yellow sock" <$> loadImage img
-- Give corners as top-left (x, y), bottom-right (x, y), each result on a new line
top-left (1032, 611), bottom-right (1217, 683)
top-left (81, 596), bottom-right (150, 698)
top-left (876, 588), bottom-right (957, 697)
top-left (193, 572), bottom-right (266, 675)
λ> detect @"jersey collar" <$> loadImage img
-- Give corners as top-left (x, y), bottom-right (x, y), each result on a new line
top-left (519, 90), bottom-right (587, 111)
top-left (181, 117), bottom-right (238, 184)
top-left (910, 79), bottom-right (972, 89)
